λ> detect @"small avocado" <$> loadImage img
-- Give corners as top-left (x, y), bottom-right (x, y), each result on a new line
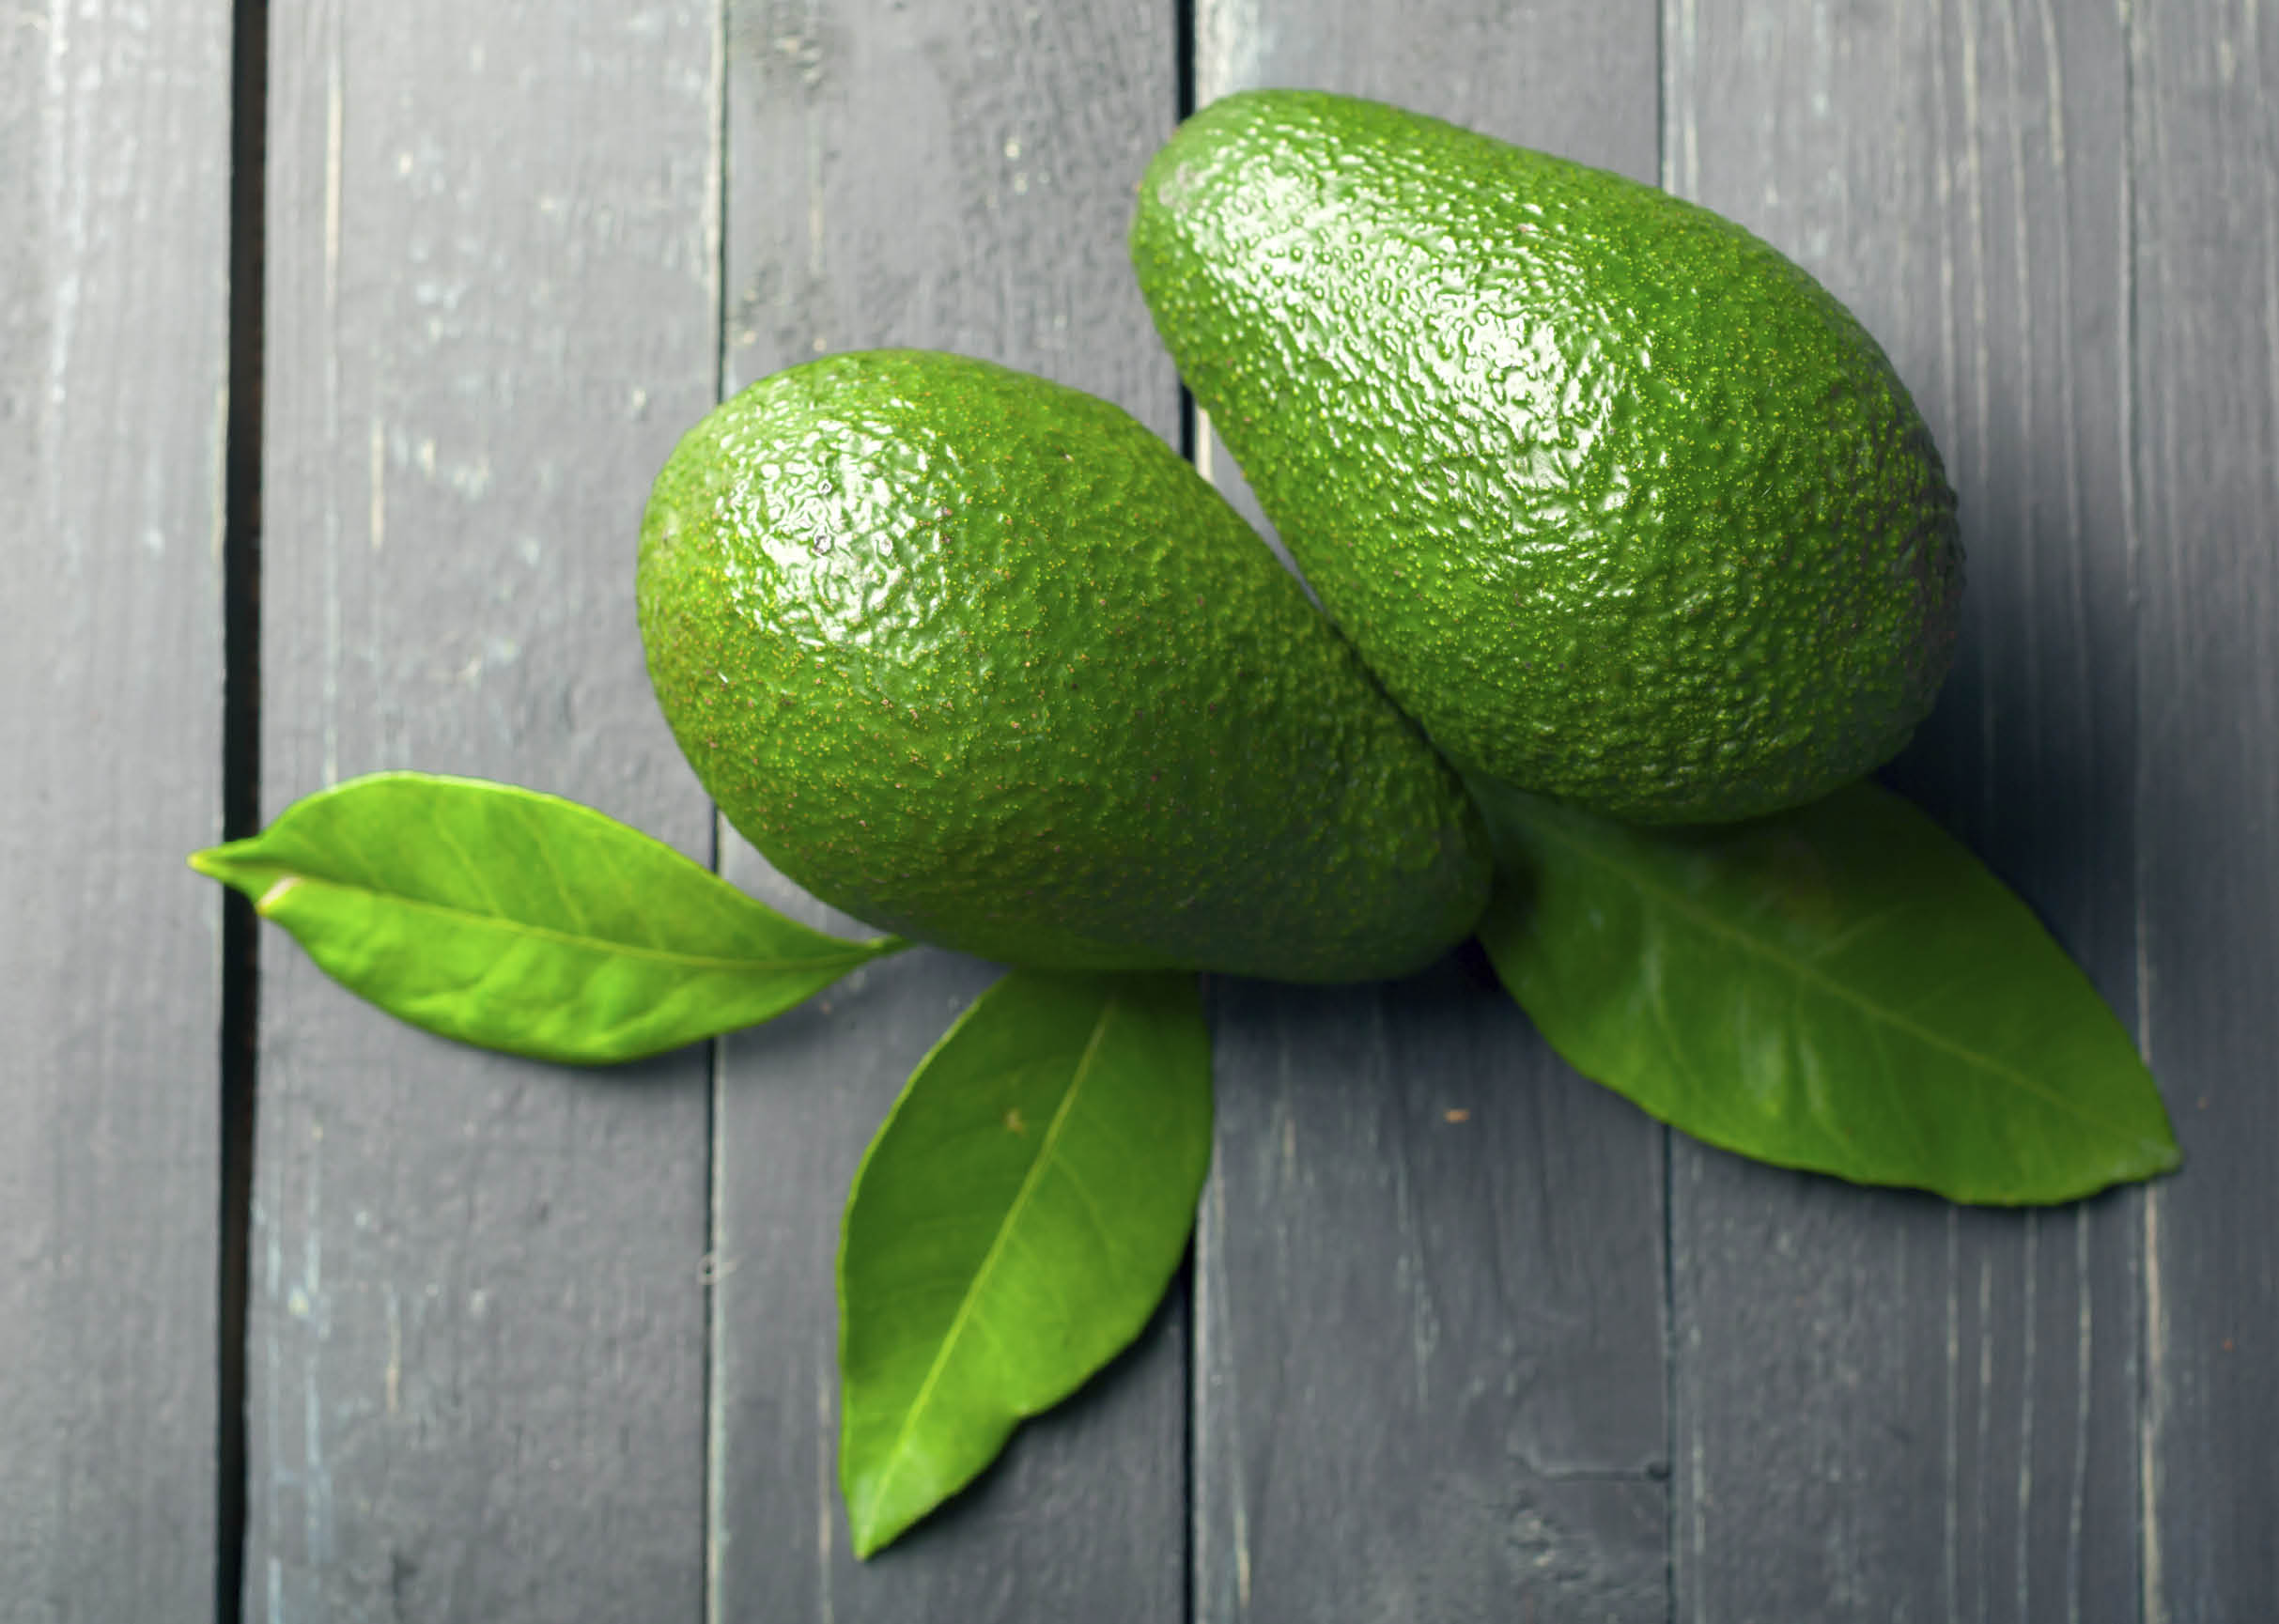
top-left (1132, 90), bottom-right (1963, 825)
top-left (637, 349), bottom-right (1491, 981)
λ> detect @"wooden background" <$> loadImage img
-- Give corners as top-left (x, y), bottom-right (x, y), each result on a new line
top-left (5, 0), bottom-right (2272, 1617)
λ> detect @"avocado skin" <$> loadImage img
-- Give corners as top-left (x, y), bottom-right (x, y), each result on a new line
top-left (1132, 90), bottom-right (1962, 825)
top-left (637, 349), bottom-right (1491, 981)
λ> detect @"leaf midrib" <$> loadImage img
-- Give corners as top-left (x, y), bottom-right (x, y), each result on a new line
top-left (243, 862), bottom-right (894, 975)
top-left (1514, 812), bottom-right (2160, 1148)
top-left (857, 992), bottom-right (1121, 1530)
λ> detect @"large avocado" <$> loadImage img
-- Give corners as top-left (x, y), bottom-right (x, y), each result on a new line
top-left (1133, 89), bottom-right (1963, 824)
top-left (637, 348), bottom-right (1491, 980)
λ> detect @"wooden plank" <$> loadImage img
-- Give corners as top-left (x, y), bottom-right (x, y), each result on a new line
top-left (2132, 4), bottom-right (2279, 1616)
top-left (1665, 3), bottom-right (2144, 1616)
top-left (1189, 8), bottom-right (1672, 1619)
top-left (707, 4), bottom-right (1190, 1617)
top-left (0, 2), bottom-right (230, 1616)
top-left (246, 2), bottom-right (719, 1616)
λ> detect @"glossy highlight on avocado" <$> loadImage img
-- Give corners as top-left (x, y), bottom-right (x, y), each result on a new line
top-left (637, 348), bottom-right (1492, 981)
top-left (1133, 90), bottom-right (1963, 825)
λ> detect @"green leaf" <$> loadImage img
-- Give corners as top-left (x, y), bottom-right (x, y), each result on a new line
top-left (190, 771), bottom-right (904, 1064)
top-left (1473, 779), bottom-right (2178, 1204)
top-left (838, 968), bottom-right (1212, 1556)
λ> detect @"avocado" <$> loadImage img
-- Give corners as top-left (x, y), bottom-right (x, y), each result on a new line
top-left (636, 348), bottom-right (1492, 981)
top-left (1132, 90), bottom-right (1962, 825)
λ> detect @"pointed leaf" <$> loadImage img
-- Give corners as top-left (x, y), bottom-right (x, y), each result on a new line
top-left (1474, 779), bottom-right (2178, 1204)
top-left (838, 968), bottom-right (1212, 1556)
top-left (190, 771), bottom-right (904, 1063)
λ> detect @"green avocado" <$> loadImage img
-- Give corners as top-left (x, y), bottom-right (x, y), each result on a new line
top-left (636, 348), bottom-right (1491, 981)
top-left (1132, 90), bottom-right (1963, 825)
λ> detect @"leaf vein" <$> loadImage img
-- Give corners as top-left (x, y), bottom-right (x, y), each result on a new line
top-left (860, 991), bottom-right (1122, 1523)
top-left (519, 809), bottom-right (597, 939)
top-left (1518, 813), bottom-right (2153, 1145)
top-left (272, 869), bottom-right (892, 974)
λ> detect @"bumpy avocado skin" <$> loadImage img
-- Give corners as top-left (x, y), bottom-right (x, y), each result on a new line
top-left (637, 349), bottom-right (1491, 982)
top-left (1132, 90), bottom-right (1963, 825)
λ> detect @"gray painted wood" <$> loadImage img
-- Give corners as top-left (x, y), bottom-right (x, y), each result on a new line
top-left (0, 4), bottom-right (229, 1617)
top-left (249, 2), bottom-right (719, 1617)
top-left (1190, 8), bottom-right (1672, 1620)
top-left (1199, 971), bottom-right (1668, 1624)
top-left (708, 3), bottom-right (1190, 1617)
top-left (1666, 4), bottom-right (2145, 1617)
top-left (2132, 6), bottom-right (2279, 1616)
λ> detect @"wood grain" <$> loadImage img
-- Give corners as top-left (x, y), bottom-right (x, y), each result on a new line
top-left (1199, 968), bottom-right (1667, 1624)
top-left (1189, 8), bottom-right (1672, 1619)
top-left (248, 1), bottom-right (719, 1616)
top-left (1666, 2), bottom-right (2145, 1616)
top-left (707, 2), bottom-right (1190, 1616)
top-left (0, 2), bottom-right (230, 1616)
top-left (2131, 4), bottom-right (2279, 1616)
